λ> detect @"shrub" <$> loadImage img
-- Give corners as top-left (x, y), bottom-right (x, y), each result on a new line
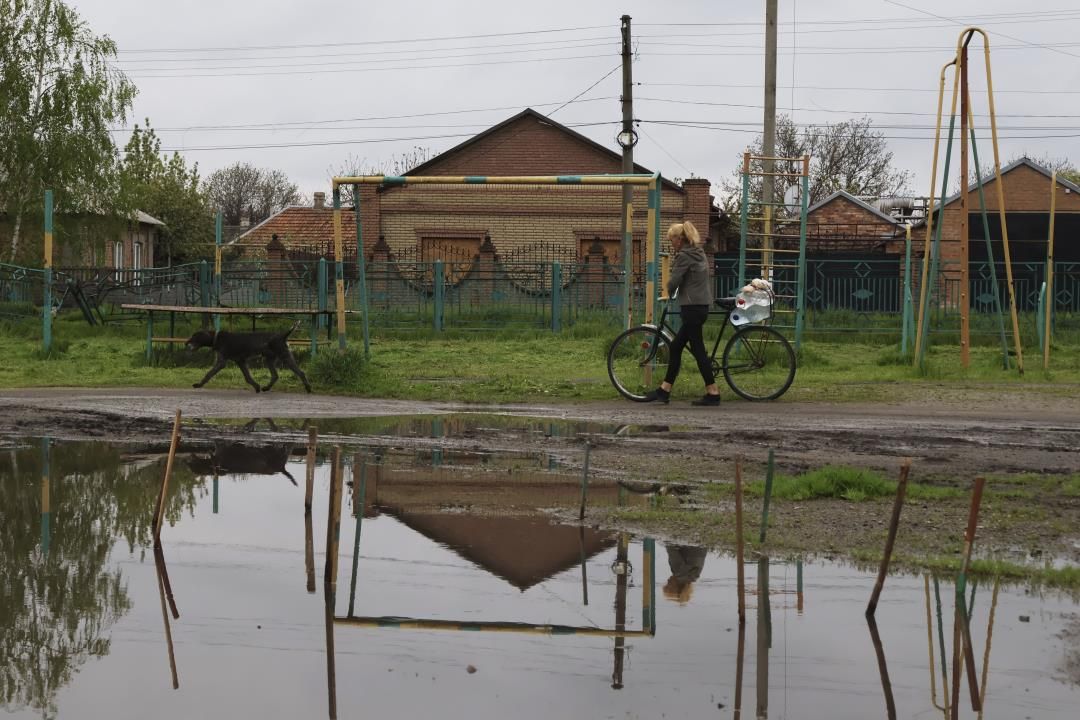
top-left (310, 346), bottom-right (367, 390)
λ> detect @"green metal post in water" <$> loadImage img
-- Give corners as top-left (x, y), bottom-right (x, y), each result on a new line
top-left (433, 260), bottom-right (444, 332)
top-left (759, 449), bottom-right (775, 543)
top-left (551, 262), bottom-right (562, 332)
top-left (43, 190), bottom-right (53, 353)
top-left (354, 184), bottom-right (371, 358)
top-left (348, 455), bottom-right (367, 618)
top-left (212, 475), bottom-right (219, 514)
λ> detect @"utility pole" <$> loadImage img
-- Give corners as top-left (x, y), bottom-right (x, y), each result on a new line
top-left (620, 14), bottom-right (635, 328)
top-left (762, 0), bottom-right (779, 277)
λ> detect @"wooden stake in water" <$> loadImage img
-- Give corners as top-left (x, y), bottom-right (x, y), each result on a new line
top-left (305, 426), bottom-right (318, 510)
top-left (735, 458), bottom-right (746, 621)
top-left (866, 459), bottom-right (912, 616)
top-left (867, 615), bottom-right (897, 720)
top-left (153, 410), bottom-right (182, 543)
top-left (952, 476), bottom-right (986, 717)
top-left (579, 442), bottom-right (591, 522)
top-left (153, 546), bottom-right (179, 689)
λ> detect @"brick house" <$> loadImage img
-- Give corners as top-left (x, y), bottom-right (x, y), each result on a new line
top-left (911, 157), bottom-right (1080, 266)
top-left (798, 190), bottom-right (906, 253)
top-left (231, 108), bottom-right (716, 269)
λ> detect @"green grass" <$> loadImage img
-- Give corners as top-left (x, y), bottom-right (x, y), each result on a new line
top-left (1, 312), bottom-right (1079, 402)
top-left (745, 465), bottom-right (963, 502)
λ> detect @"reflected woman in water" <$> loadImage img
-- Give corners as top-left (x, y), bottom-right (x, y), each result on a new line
top-left (663, 544), bottom-right (708, 604)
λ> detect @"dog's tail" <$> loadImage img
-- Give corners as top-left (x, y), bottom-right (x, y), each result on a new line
top-left (276, 319), bottom-right (303, 340)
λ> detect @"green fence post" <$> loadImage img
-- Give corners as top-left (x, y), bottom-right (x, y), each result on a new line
top-left (318, 257), bottom-right (328, 330)
top-left (42, 190), bottom-right (53, 354)
top-left (214, 212), bottom-right (222, 333)
top-left (145, 310), bottom-right (154, 363)
top-left (1037, 282), bottom-right (1046, 353)
top-left (200, 260), bottom-right (210, 309)
top-left (212, 474), bottom-right (219, 514)
top-left (354, 184), bottom-right (371, 358)
top-left (759, 449), bottom-right (775, 544)
top-left (433, 260), bottom-right (444, 332)
top-left (901, 228), bottom-right (913, 355)
top-left (551, 261), bottom-right (562, 332)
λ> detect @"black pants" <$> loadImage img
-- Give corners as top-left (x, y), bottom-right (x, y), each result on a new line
top-left (665, 304), bottom-right (715, 386)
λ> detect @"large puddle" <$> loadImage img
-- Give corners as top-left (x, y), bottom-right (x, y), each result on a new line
top-left (2, 437), bottom-right (1078, 719)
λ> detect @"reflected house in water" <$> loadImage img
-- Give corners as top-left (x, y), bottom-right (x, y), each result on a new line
top-left (380, 508), bottom-right (615, 591)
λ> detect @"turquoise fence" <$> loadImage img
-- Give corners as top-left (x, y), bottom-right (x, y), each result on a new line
top-left (7, 256), bottom-right (1079, 344)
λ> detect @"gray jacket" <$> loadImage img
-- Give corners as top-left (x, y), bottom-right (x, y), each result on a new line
top-left (667, 245), bottom-right (713, 307)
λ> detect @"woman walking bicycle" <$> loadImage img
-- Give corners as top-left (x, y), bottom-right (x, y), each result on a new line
top-left (645, 221), bottom-right (722, 406)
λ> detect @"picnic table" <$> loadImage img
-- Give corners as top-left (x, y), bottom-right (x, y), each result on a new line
top-left (120, 304), bottom-right (356, 361)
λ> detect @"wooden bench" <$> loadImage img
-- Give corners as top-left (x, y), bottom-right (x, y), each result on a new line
top-left (121, 303), bottom-right (357, 361)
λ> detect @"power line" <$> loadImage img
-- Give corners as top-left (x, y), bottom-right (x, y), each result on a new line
top-left (644, 119), bottom-right (1080, 141)
top-left (116, 42), bottom-right (617, 72)
top-left (117, 25), bottom-right (610, 54)
top-left (152, 121), bottom-right (621, 152)
top-left (636, 8), bottom-right (1080, 27)
top-left (640, 82), bottom-right (1080, 95)
top-left (109, 97), bottom-right (619, 133)
top-left (884, 0), bottom-right (1080, 60)
top-left (637, 14), bottom-right (1080, 37)
top-left (112, 36), bottom-right (617, 64)
top-left (635, 96), bottom-right (1080, 119)
top-left (123, 53), bottom-right (615, 78)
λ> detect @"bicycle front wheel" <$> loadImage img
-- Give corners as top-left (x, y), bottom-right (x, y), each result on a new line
top-left (722, 325), bottom-right (796, 401)
top-left (607, 325), bottom-right (672, 401)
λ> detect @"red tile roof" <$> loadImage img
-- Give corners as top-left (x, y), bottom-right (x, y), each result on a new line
top-left (230, 206), bottom-right (357, 254)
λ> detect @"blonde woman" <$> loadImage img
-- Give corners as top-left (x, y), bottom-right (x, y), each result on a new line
top-left (645, 221), bottom-right (722, 405)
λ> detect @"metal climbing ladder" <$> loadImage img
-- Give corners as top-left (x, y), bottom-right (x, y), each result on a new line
top-left (738, 153), bottom-right (810, 349)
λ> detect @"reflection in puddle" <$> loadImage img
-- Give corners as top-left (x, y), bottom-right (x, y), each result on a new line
top-left (1, 439), bottom-right (1079, 720)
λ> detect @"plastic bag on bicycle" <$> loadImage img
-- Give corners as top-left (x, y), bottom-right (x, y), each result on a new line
top-left (731, 280), bottom-right (772, 326)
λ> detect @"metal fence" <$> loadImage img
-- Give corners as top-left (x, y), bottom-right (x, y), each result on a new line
top-left (6, 254), bottom-right (1079, 341)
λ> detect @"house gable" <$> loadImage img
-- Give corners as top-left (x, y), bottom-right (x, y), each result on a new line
top-left (405, 108), bottom-right (683, 193)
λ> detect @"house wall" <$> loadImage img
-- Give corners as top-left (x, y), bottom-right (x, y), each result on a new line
top-left (931, 164), bottom-right (1080, 265)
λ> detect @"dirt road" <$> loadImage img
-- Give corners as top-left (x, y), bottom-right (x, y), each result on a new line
top-left (1, 386), bottom-right (1077, 477)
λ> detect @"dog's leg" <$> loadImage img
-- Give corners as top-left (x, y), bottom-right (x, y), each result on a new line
top-left (283, 350), bottom-right (312, 393)
top-left (237, 360), bottom-right (263, 393)
top-left (193, 354), bottom-right (227, 389)
top-left (262, 356), bottom-right (280, 393)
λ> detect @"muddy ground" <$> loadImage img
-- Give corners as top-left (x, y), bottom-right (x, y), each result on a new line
top-left (2, 386), bottom-right (1079, 568)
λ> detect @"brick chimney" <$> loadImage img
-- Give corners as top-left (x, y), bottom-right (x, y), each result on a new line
top-left (313, 191), bottom-right (326, 209)
top-left (681, 178), bottom-right (712, 236)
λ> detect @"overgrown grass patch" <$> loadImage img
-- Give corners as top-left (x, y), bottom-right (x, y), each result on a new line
top-left (744, 465), bottom-right (962, 502)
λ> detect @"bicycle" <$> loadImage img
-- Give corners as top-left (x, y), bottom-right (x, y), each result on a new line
top-left (607, 291), bottom-right (797, 402)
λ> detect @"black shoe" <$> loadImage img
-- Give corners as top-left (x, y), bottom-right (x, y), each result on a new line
top-left (644, 387), bottom-right (670, 404)
top-left (691, 393), bottom-right (721, 406)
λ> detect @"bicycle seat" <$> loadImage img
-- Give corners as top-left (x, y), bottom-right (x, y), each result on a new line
top-left (714, 297), bottom-right (737, 310)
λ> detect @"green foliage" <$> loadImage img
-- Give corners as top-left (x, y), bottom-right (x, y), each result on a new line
top-left (309, 346), bottom-right (367, 390)
top-left (30, 337), bottom-right (69, 360)
top-left (119, 120), bottom-right (213, 263)
top-left (0, 0), bottom-right (137, 263)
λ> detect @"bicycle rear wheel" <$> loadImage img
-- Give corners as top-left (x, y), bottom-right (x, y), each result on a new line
top-left (607, 325), bottom-right (672, 401)
top-left (722, 325), bottom-right (796, 401)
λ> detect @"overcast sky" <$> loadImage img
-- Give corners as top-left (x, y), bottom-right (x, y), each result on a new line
top-left (70, 0), bottom-right (1080, 203)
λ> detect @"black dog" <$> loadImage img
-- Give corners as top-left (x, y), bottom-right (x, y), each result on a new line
top-left (186, 321), bottom-right (312, 393)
